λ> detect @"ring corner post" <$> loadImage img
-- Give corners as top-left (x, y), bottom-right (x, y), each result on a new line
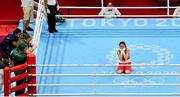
top-left (27, 53), bottom-right (37, 95)
top-left (4, 66), bottom-right (11, 96)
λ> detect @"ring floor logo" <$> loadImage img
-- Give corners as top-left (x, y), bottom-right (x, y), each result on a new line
top-left (105, 44), bottom-right (174, 87)
top-left (67, 19), bottom-right (180, 28)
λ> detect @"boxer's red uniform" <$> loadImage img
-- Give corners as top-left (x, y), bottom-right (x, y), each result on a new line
top-left (117, 56), bottom-right (132, 72)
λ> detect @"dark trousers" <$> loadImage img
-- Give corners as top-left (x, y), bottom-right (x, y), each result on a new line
top-left (47, 5), bottom-right (57, 30)
top-left (15, 70), bottom-right (26, 96)
top-left (15, 79), bottom-right (26, 96)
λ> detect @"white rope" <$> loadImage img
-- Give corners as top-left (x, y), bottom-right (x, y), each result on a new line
top-left (33, 0), bottom-right (43, 43)
top-left (56, 15), bottom-right (180, 17)
top-left (41, 34), bottom-right (180, 37)
top-left (33, 0), bottom-right (46, 55)
top-left (29, 74), bottom-right (180, 76)
top-left (33, 0), bottom-right (41, 44)
top-left (58, 6), bottom-right (178, 9)
top-left (28, 84), bottom-right (180, 86)
top-left (30, 64), bottom-right (180, 67)
top-left (39, 34), bottom-right (180, 37)
top-left (30, 93), bottom-right (180, 96)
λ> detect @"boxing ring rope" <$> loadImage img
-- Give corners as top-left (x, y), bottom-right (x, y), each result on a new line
top-left (56, 6), bottom-right (179, 17)
top-left (57, 15), bottom-right (179, 18)
top-left (29, 84), bottom-right (180, 86)
top-left (56, 6), bottom-right (179, 18)
top-left (31, 64), bottom-right (180, 67)
top-left (58, 6), bottom-right (178, 9)
top-left (30, 74), bottom-right (180, 76)
top-left (30, 63), bottom-right (180, 96)
top-left (30, 93), bottom-right (180, 96)
top-left (3, 54), bottom-right (36, 96)
top-left (4, 63), bottom-right (180, 96)
top-left (32, 64), bottom-right (180, 96)
top-left (33, 0), bottom-right (47, 55)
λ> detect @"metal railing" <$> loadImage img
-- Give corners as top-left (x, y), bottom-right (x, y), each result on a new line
top-left (55, 0), bottom-right (179, 17)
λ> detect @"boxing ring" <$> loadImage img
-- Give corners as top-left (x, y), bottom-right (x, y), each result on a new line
top-left (3, 0), bottom-right (180, 96)
top-left (10, 18), bottom-right (180, 96)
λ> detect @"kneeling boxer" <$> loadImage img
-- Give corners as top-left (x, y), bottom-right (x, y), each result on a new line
top-left (117, 41), bottom-right (132, 74)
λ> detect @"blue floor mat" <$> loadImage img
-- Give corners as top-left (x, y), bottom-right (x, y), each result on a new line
top-left (16, 18), bottom-right (180, 96)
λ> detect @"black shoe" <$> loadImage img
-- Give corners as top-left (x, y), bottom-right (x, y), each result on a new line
top-left (53, 29), bottom-right (58, 32)
top-left (56, 18), bottom-right (65, 22)
top-left (26, 26), bottom-right (33, 31)
top-left (49, 29), bottom-right (54, 33)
